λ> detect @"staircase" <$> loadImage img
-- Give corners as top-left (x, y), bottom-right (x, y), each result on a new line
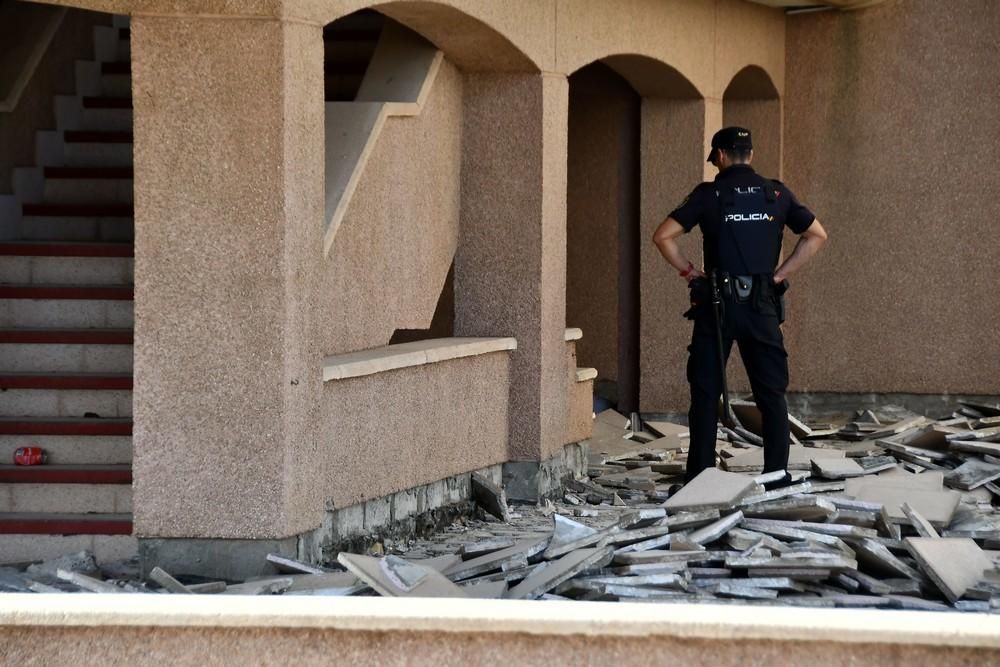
top-left (0, 15), bottom-right (134, 562)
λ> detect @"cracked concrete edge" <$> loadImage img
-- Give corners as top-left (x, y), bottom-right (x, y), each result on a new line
top-left (2, 596), bottom-right (1000, 649)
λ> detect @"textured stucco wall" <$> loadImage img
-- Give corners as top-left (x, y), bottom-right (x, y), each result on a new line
top-left (319, 59), bottom-right (463, 355)
top-left (782, 0), bottom-right (1000, 396)
top-left (318, 353), bottom-right (510, 511)
top-left (2, 624), bottom-right (997, 667)
top-left (131, 16), bottom-right (322, 539)
top-left (80, 0), bottom-right (789, 539)
top-left (0, 7), bottom-right (104, 192)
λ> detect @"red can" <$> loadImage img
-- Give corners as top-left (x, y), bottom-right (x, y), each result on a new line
top-left (14, 447), bottom-right (46, 466)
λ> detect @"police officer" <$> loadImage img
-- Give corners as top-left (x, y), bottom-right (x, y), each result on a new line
top-left (652, 127), bottom-right (828, 488)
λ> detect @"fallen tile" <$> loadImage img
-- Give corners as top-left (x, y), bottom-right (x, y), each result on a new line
top-left (460, 538), bottom-right (516, 558)
top-left (742, 496), bottom-right (838, 522)
top-left (55, 569), bottom-right (124, 594)
top-left (223, 577), bottom-right (295, 595)
top-left (339, 554), bottom-right (466, 598)
top-left (811, 458), bottom-right (865, 480)
top-left (460, 579), bottom-right (508, 599)
top-left (900, 502), bottom-right (940, 539)
top-left (505, 547), bottom-right (613, 600)
top-left (663, 468), bottom-right (757, 512)
top-left (265, 553), bottom-right (328, 575)
top-left (851, 539), bottom-right (923, 581)
top-left (905, 537), bottom-right (993, 603)
top-left (687, 511), bottom-right (744, 546)
top-left (148, 567), bottom-right (194, 594)
top-left (444, 536), bottom-right (549, 581)
top-left (471, 472), bottom-right (511, 522)
top-left (945, 459), bottom-right (1000, 491)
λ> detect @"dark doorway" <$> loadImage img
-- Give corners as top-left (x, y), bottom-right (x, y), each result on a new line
top-left (566, 62), bottom-right (641, 414)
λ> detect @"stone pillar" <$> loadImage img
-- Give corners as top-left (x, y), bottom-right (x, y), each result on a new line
top-left (455, 73), bottom-right (568, 463)
top-left (130, 15), bottom-right (324, 541)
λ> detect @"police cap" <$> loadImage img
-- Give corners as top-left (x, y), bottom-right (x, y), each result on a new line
top-left (707, 126), bottom-right (753, 162)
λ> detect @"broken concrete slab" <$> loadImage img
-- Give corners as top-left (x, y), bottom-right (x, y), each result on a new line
top-left (148, 567), bottom-right (194, 594)
top-left (444, 537), bottom-right (549, 581)
top-left (900, 502), bottom-right (940, 539)
top-left (663, 468), bottom-right (757, 512)
top-left (460, 579), bottom-right (508, 599)
top-left (811, 457), bottom-right (865, 480)
top-left (471, 472), bottom-right (511, 522)
top-left (505, 547), bottom-right (613, 600)
top-left (265, 553), bottom-right (328, 575)
top-left (596, 409), bottom-right (630, 430)
top-left (944, 459), bottom-right (1000, 491)
top-left (459, 537), bottom-right (516, 558)
top-left (687, 511), bottom-right (744, 546)
top-left (851, 539), bottom-right (923, 581)
top-left (223, 577), bottom-right (295, 595)
top-left (338, 554), bottom-right (466, 598)
top-left (55, 569), bottom-right (125, 594)
top-left (905, 537), bottom-right (993, 603)
top-left (846, 484), bottom-right (960, 528)
top-left (742, 496), bottom-right (838, 522)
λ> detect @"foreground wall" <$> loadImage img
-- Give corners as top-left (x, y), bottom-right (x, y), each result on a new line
top-left (2, 596), bottom-right (999, 667)
top-left (782, 0), bottom-right (1000, 398)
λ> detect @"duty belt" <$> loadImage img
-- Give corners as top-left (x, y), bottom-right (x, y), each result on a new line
top-left (717, 272), bottom-right (757, 303)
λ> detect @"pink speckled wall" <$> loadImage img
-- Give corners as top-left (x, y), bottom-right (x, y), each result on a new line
top-left (783, 0), bottom-right (1000, 396)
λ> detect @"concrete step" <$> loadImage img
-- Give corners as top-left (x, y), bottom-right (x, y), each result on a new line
top-left (42, 167), bottom-right (133, 206)
top-left (0, 388), bottom-right (132, 419)
top-left (0, 284), bottom-right (133, 300)
top-left (0, 512), bottom-right (132, 536)
top-left (0, 296), bottom-right (133, 328)
top-left (0, 418), bottom-right (132, 436)
top-left (0, 329), bottom-right (133, 373)
top-left (0, 482), bottom-right (132, 513)
top-left (18, 217), bottom-right (133, 243)
top-left (94, 25), bottom-right (130, 63)
top-left (0, 434), bottom-right (131, 465)
top-left (62, 131), bottom-right (133, 167)
top-left (74, 60), bottom-right (132, 98)
top-left (0, 374), bottom-right (132, 418)
top-left (0, 253), bottom-right (133, 286)
top-left (55, 95), bottom-right (132, 132)
top-left (0, 464), bottom-right (131, 484)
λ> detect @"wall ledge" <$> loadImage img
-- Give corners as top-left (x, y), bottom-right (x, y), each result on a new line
top-left (575, 367), bottom-right (597, 382)
top-left (323, 337), bottom-right (517, 382)
top-left (564, 327), bottom-right (583, 341)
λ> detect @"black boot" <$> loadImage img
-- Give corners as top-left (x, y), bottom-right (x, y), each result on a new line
top-left (762, 471), bottom-right (794, 491)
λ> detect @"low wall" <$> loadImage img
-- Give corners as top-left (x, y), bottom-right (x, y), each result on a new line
top-left (300, 349), bottom-right (512, 518)
top-left (2, 596), bottom-right (998, 666)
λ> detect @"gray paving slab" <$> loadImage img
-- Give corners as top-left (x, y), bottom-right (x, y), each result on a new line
top-left (944, 459), bottom-right (1000, 490)
top-left (444, 536), bottom-right (549, 581)
top-left (905, 537), bottom-right (993, 603)
top-left (338, 554), bottom-right (466, 598)
top-left (505, 547), bottom-right (613, 600)
top-left (663, 468), bottom-right (757, 512)
top-left (811, 457), bottom-right (865, 479)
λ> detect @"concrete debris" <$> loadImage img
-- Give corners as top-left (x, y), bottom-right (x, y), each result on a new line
top-left (6, 402), bottom-right (1000, 613)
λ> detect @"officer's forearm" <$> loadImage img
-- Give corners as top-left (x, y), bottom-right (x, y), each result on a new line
top-left (655, 237), bottom-right (691, 274)
top-left (774, 234), bottom-right (826, 282)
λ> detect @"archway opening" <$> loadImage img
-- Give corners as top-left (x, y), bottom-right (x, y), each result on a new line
top-left (567, 55), bottom-right (703, 415)
top-left (723, 65), bottom-right (781, 178)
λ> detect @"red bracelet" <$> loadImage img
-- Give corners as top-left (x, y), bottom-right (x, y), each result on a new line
top-left (679, 262), bottom-right (695, 278)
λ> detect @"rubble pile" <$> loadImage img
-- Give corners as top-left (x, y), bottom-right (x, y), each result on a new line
top-left (3, 401), bottom-right (999, 611)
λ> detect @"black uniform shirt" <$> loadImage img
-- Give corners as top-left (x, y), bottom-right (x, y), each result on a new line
top-left (668, 165), bottom-right (815, 273)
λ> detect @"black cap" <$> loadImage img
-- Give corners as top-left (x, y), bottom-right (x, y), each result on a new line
top-left (707, 126), bottom-right (753, 162)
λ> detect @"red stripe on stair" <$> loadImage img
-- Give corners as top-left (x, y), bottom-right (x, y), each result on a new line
top-left (0, 465), bottom-right (132, 484)
top-left (63, 131), bottom-right (133, 144)
top-left (0, 285), bottom-right (133, 300)
top-left (0, 329), bottom-right (133, 344)
top-left (0, 374), bottom-right (132, 390)
top-left (0, 513), bottom-right (132, 535)
top-left (22, 203), bottom-right (133, 217)
top-left (0, 419), bottom-right (132, 436)
top-left (0, 242), bottom-right (133, 257)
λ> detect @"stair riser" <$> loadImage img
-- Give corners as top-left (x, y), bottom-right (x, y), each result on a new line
top-left (43, 179), bottom-right (133, 206)
top-left (0, 435), bottom-right (131, 465)
top-left (0, 389), bottom-right (132, 419)
top-left (74, 61), bottom-right (131, 98)
top-left (55, 97), bottom-right (132, 132)
top-left (0, 300), bottom-right (133, 328)
top-left (0, 534), bottom-right (136, 563)
top-left (19, 217), bottom-right (133, 242)
top-left (0, 256), bottom-right (133, 286)
top-left (63, 142), bottom-right (133, 167)
top-left (0, 483), bottom-right (132, 513)
top-left (93, 26), bottom-right (130, 63)
top-left (0, 343), bottom-right (132, 373)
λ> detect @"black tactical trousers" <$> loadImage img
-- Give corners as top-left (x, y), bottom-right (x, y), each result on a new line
top-left (686, 300), bottom-right (790, 482)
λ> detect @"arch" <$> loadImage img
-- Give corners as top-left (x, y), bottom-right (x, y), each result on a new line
top-left (598, 54), bottom-right (702, 100)
top-left (319, 1), bottom-right (540, 73)
top-left (724, 64), bottom-right (779, 100)
top-left (566, 54), bottom-right (707, 413)
top-left (723, 64), bottom-right (782, 178)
